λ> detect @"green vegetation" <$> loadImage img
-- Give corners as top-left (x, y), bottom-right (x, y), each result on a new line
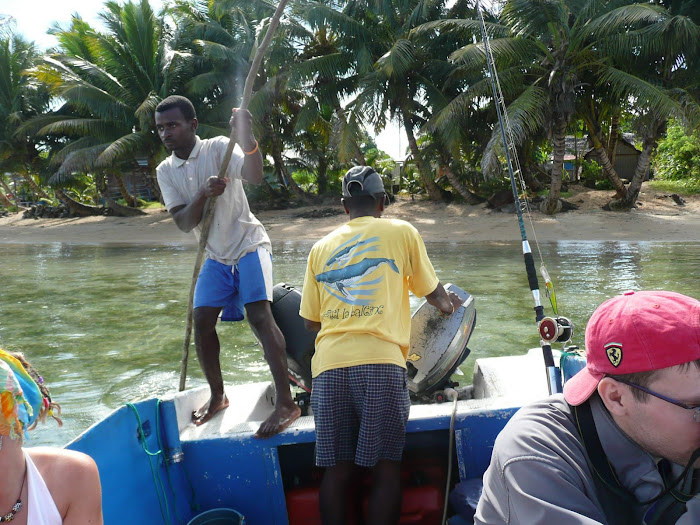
top-left (647, 180), bottom-right (700, 195)
top-left (0, 0), bottom-right (699, 216)
top-left (654, 121), bottom-right (700, 180)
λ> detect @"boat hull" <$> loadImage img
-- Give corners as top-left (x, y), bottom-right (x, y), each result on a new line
top-left (65, 347), bottom-right (576, 524)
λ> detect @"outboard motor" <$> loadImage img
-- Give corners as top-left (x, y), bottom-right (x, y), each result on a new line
top-left (406, 283), bottom-right (476, 398)
top-left (269, 283), bottom-right (315, 392)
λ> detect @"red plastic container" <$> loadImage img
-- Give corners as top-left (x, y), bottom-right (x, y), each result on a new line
top-left (286, 486), bottom-right (359, 525)
top-left (287, 454), bottom-right (446, 525)
top-left (397, 485), bottom-right (445, 525)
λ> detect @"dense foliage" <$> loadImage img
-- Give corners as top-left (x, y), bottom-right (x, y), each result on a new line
top-left (1, 0), bottom-right (699, 216)
top-left (654, 121), bottom-right (700, 190)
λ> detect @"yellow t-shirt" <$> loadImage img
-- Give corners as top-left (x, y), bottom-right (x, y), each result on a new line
top-left (299, 216), bottom-right (440, 377)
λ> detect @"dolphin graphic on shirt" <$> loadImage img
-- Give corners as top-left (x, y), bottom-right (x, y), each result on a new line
top-left (316, 257), bottom-right (399, 300)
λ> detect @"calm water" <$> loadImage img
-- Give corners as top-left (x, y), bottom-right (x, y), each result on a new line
top-left (1, 240), bottom-right (699, 447)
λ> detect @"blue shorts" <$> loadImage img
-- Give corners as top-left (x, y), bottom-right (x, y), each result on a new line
top-left (193, 247), bottom-right (273, 322)
top-left (312, 364), bottom-right (411, 468)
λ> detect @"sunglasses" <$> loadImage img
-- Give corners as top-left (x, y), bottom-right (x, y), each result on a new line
top-left (614, 377), bottom-right (700, 423)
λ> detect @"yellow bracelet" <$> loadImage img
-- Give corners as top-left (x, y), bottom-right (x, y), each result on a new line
top-left (242, 140), bottom-right (259, 156)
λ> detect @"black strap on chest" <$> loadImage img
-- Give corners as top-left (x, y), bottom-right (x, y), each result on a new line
top-left (572, 401), bottom-right (699, 525)
top-left (573, 401), bottom-right (637, 524)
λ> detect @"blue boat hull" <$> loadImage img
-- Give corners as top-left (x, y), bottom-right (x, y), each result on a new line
top-left (66, 351), bottom-right (586, 524)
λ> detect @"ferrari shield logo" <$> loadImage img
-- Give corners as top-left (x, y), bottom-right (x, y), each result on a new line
top-left (605, 343), bottom-right (623, 368)
top-left (407, 353), bottom-right (422, 362)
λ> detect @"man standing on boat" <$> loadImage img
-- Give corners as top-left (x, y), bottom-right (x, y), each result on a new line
top-left (299, 166), bottom-right (462, 524)
top-left (475, 290), bottom-right (700, 524)
top-left (155, 95), bottom-right (300, 437)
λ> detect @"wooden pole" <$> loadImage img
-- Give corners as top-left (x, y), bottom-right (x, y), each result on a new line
top-left (179, 0), bottom-right (290, 391)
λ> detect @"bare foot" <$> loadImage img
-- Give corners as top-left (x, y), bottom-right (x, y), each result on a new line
top-left (254, 402), bottom-right (301, 439)
top-left (192, 394), bottom-right (229, 426)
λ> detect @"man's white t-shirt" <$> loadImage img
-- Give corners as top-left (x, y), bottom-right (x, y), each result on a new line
top-left (156, 136), bottom-right (271, 265)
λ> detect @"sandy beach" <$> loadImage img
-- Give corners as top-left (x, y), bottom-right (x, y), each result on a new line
top-left (1, 185), bottom-right (699, 244)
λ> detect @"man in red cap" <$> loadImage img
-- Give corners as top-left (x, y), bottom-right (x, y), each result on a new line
top-left (475, 290), bottom-right (700, 524)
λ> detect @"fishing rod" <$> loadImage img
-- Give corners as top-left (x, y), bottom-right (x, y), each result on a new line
top-left (475, 0), bottom-right (573, 394)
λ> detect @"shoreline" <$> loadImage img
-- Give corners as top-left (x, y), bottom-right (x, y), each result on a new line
top-left (1, 186), bottom-right (699, 245)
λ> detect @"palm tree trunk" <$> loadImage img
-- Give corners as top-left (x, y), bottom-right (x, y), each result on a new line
top-left (0, 187), bottom-right (14, 208)
top-left (269, 131), bottom-right (306, 200)
top-left (583, 118), bottom-right (626, 199)
top-left (317, 156), bottom-right (329, 195)
top-left (112, 172), bottom-right (139, 207)
top-left (616, 120), bottom-right (664, 209)
top-left (54, 188), bottom-right (102, 216)
top-left (542, 119), bottom-right (567, 215)
top-left (145, 158), bottom-right (162, 203)
top-left (620, 143), bottom-right (653, 208)
top-left (401, 111), bottom-right (442, 201)
top-left (607, 112), bottom-right (621, 168)
top-left (1, 177), bottom-right (17, 208)
top-left (104, 194), bottom-right (146, 216)
top-left (442, 163), bottom-right (482, 204)
top-left (353, 147), bottom-right (367, 166)
top-left (20, 172), bottom-right (51, 201)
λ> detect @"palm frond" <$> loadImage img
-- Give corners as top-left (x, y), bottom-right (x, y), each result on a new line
top-left (96, 131), bottom-right (151, 166)
top-left (376, 39), bottom-right (417, 79)
top-left (501, 0), bottom-right (568, 38)
top-left (305, 4), bottom-right (377, 45)
top-left (50, 143), bottom-right (110, 184)
top-left (597, 66), bottom-right (681, 120)
top-left (331, 108), bottom-right (364, 163)
top-left (412, 18), bottom-right (506, 40)
top-left (450, 37), bottom-right (538, 72)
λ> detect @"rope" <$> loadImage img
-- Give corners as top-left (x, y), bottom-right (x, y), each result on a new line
top-left (127, 402), bottom-right (174, 525)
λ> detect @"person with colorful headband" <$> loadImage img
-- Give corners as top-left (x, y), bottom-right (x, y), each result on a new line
top-left (475, 290), bottom-right (700, 525)
top-left (0, 349), bottom-right (103, 524)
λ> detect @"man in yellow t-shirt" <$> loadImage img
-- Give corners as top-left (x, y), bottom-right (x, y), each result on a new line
top-left (300, 166), bottom-right (461, 525)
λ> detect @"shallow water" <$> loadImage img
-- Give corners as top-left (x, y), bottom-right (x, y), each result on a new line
top-left (1, 240), bottom-right (698, 447)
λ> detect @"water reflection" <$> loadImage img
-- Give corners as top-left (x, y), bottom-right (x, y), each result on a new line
top-left (1, 240), bottom-right (698, 446)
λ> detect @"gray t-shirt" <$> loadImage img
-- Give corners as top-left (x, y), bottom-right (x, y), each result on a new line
top-left (475, 394), bottom-right (699, 524)
top-left (156, 136), bottom-right (271, 265)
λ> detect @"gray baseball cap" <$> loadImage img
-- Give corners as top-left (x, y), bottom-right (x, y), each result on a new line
top-left (342, 166), bottom-right (385, 199)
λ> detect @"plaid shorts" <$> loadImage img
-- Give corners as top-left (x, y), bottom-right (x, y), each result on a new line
top-left (311, 364), bottom-right (411, 468)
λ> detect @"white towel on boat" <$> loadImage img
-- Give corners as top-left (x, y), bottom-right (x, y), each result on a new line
top-left (25, 450), bottom-right (62, 525)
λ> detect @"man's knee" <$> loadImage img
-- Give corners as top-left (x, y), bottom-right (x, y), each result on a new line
top-left (324, 462), bottom-right (355, 485)
top-left (245, 300), bottom-right (274, 330)
top-left (194, 307), bottom-right (220, 335)
top-left (372, 460), bottom-right (402, 483)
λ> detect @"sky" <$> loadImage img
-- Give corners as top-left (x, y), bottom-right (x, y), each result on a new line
top-left (0, 0), bottom-right (406, 160)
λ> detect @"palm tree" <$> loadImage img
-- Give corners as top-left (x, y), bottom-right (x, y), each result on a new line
top-left (26, 0), bottom-right (191, 214)
top-left (170, 0), bottom-right (311, 199)
top-left (0, 32), bottom-right (52, 206)
top-left (581, 4), bottom-right (700, 208)
top-left (305, 0), bottom-right (454, 201)
top-left (424, 0), bottom-right (695, 213)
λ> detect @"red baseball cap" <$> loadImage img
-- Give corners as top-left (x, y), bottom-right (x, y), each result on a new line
top-left (564, 290), bottom-right (700, 406)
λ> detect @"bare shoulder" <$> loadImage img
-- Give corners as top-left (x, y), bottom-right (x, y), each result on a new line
top-left (27, 447), bottom-right (103, 523)
top-left (27, 446), bottom-right (99, 477)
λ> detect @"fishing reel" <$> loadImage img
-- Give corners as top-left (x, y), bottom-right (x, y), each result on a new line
top-left (538, 316), bottom-right (574, 344)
